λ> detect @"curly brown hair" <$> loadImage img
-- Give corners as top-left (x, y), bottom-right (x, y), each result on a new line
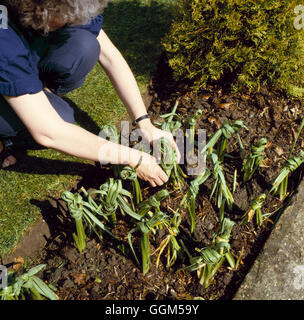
top-left (3, 0), bottom-right (105, 34)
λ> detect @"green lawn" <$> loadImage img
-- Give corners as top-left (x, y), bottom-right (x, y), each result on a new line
top-left (0, 0), bottom-right (176, 259)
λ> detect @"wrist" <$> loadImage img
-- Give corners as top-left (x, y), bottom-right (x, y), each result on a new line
top-left (137, 118), bottom-right (153, 129)
top-left (131, 112), bottom-right (153, 128)
top-left (129, 148), bottom-right (144, 168)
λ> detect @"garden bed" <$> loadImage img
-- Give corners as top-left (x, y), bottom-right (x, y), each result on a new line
top-left (21, 54), bottom-right (304, 300)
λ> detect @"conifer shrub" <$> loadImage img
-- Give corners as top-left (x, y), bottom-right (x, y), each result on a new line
top-left (162, 0), bottom-right (304, 98)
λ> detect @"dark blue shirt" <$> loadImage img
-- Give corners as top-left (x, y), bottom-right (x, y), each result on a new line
top-left (0, 14), bottom-right (103, 96)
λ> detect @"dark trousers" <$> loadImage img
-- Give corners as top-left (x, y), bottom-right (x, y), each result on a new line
top-left (0, 28), bottom-right (100, 138)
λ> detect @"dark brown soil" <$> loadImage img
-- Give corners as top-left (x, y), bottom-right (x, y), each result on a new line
top-left (19, 53), bottom-right (304, 300)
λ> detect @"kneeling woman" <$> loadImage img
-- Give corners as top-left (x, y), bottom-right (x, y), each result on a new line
top-left (0, 0), bottom-right (178, 187)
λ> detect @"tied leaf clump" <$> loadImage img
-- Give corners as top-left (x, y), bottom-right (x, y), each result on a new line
top-left (181, 218), bottom-right (235, 288)
top-left (0, 264), bottom-right (58, 301)
top-left (242, 138), bottom-right (267, 182)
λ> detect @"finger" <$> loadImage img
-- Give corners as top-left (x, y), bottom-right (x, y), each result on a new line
top-left (159, 170), bottom-right (169, 183)
top-left (154, 177), bottom-right (165, 186)
top-left (155, 164), bottom-right (168, 182)
top-left (150, 180), bottom-right (157, 187)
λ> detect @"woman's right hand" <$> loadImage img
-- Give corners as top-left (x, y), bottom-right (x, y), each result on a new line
top-left (130, 150), bottom-right (168, 187)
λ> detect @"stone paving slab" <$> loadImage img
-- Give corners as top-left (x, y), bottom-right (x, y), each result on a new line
top-left (234, 179), bottom-right (304, 300)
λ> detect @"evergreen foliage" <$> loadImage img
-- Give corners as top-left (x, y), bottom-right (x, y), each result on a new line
top-left (163, 0), bottom-right (304, 97)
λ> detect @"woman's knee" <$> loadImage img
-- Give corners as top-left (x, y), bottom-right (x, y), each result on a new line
top-left (44, 91), bottom-right (75, 124)
top-left (40, 29), bottom-right (100, 94)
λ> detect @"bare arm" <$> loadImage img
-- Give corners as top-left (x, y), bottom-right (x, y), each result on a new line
top-left (97, 29), bottom-right (152, 129)
top-left (4, 92), bottom-right (168, 186)
top-left (97, 29), bottom-right (180, 160)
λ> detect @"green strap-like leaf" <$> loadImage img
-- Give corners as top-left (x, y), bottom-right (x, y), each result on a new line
top-left (30, 276), bottom-right (58, 301)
